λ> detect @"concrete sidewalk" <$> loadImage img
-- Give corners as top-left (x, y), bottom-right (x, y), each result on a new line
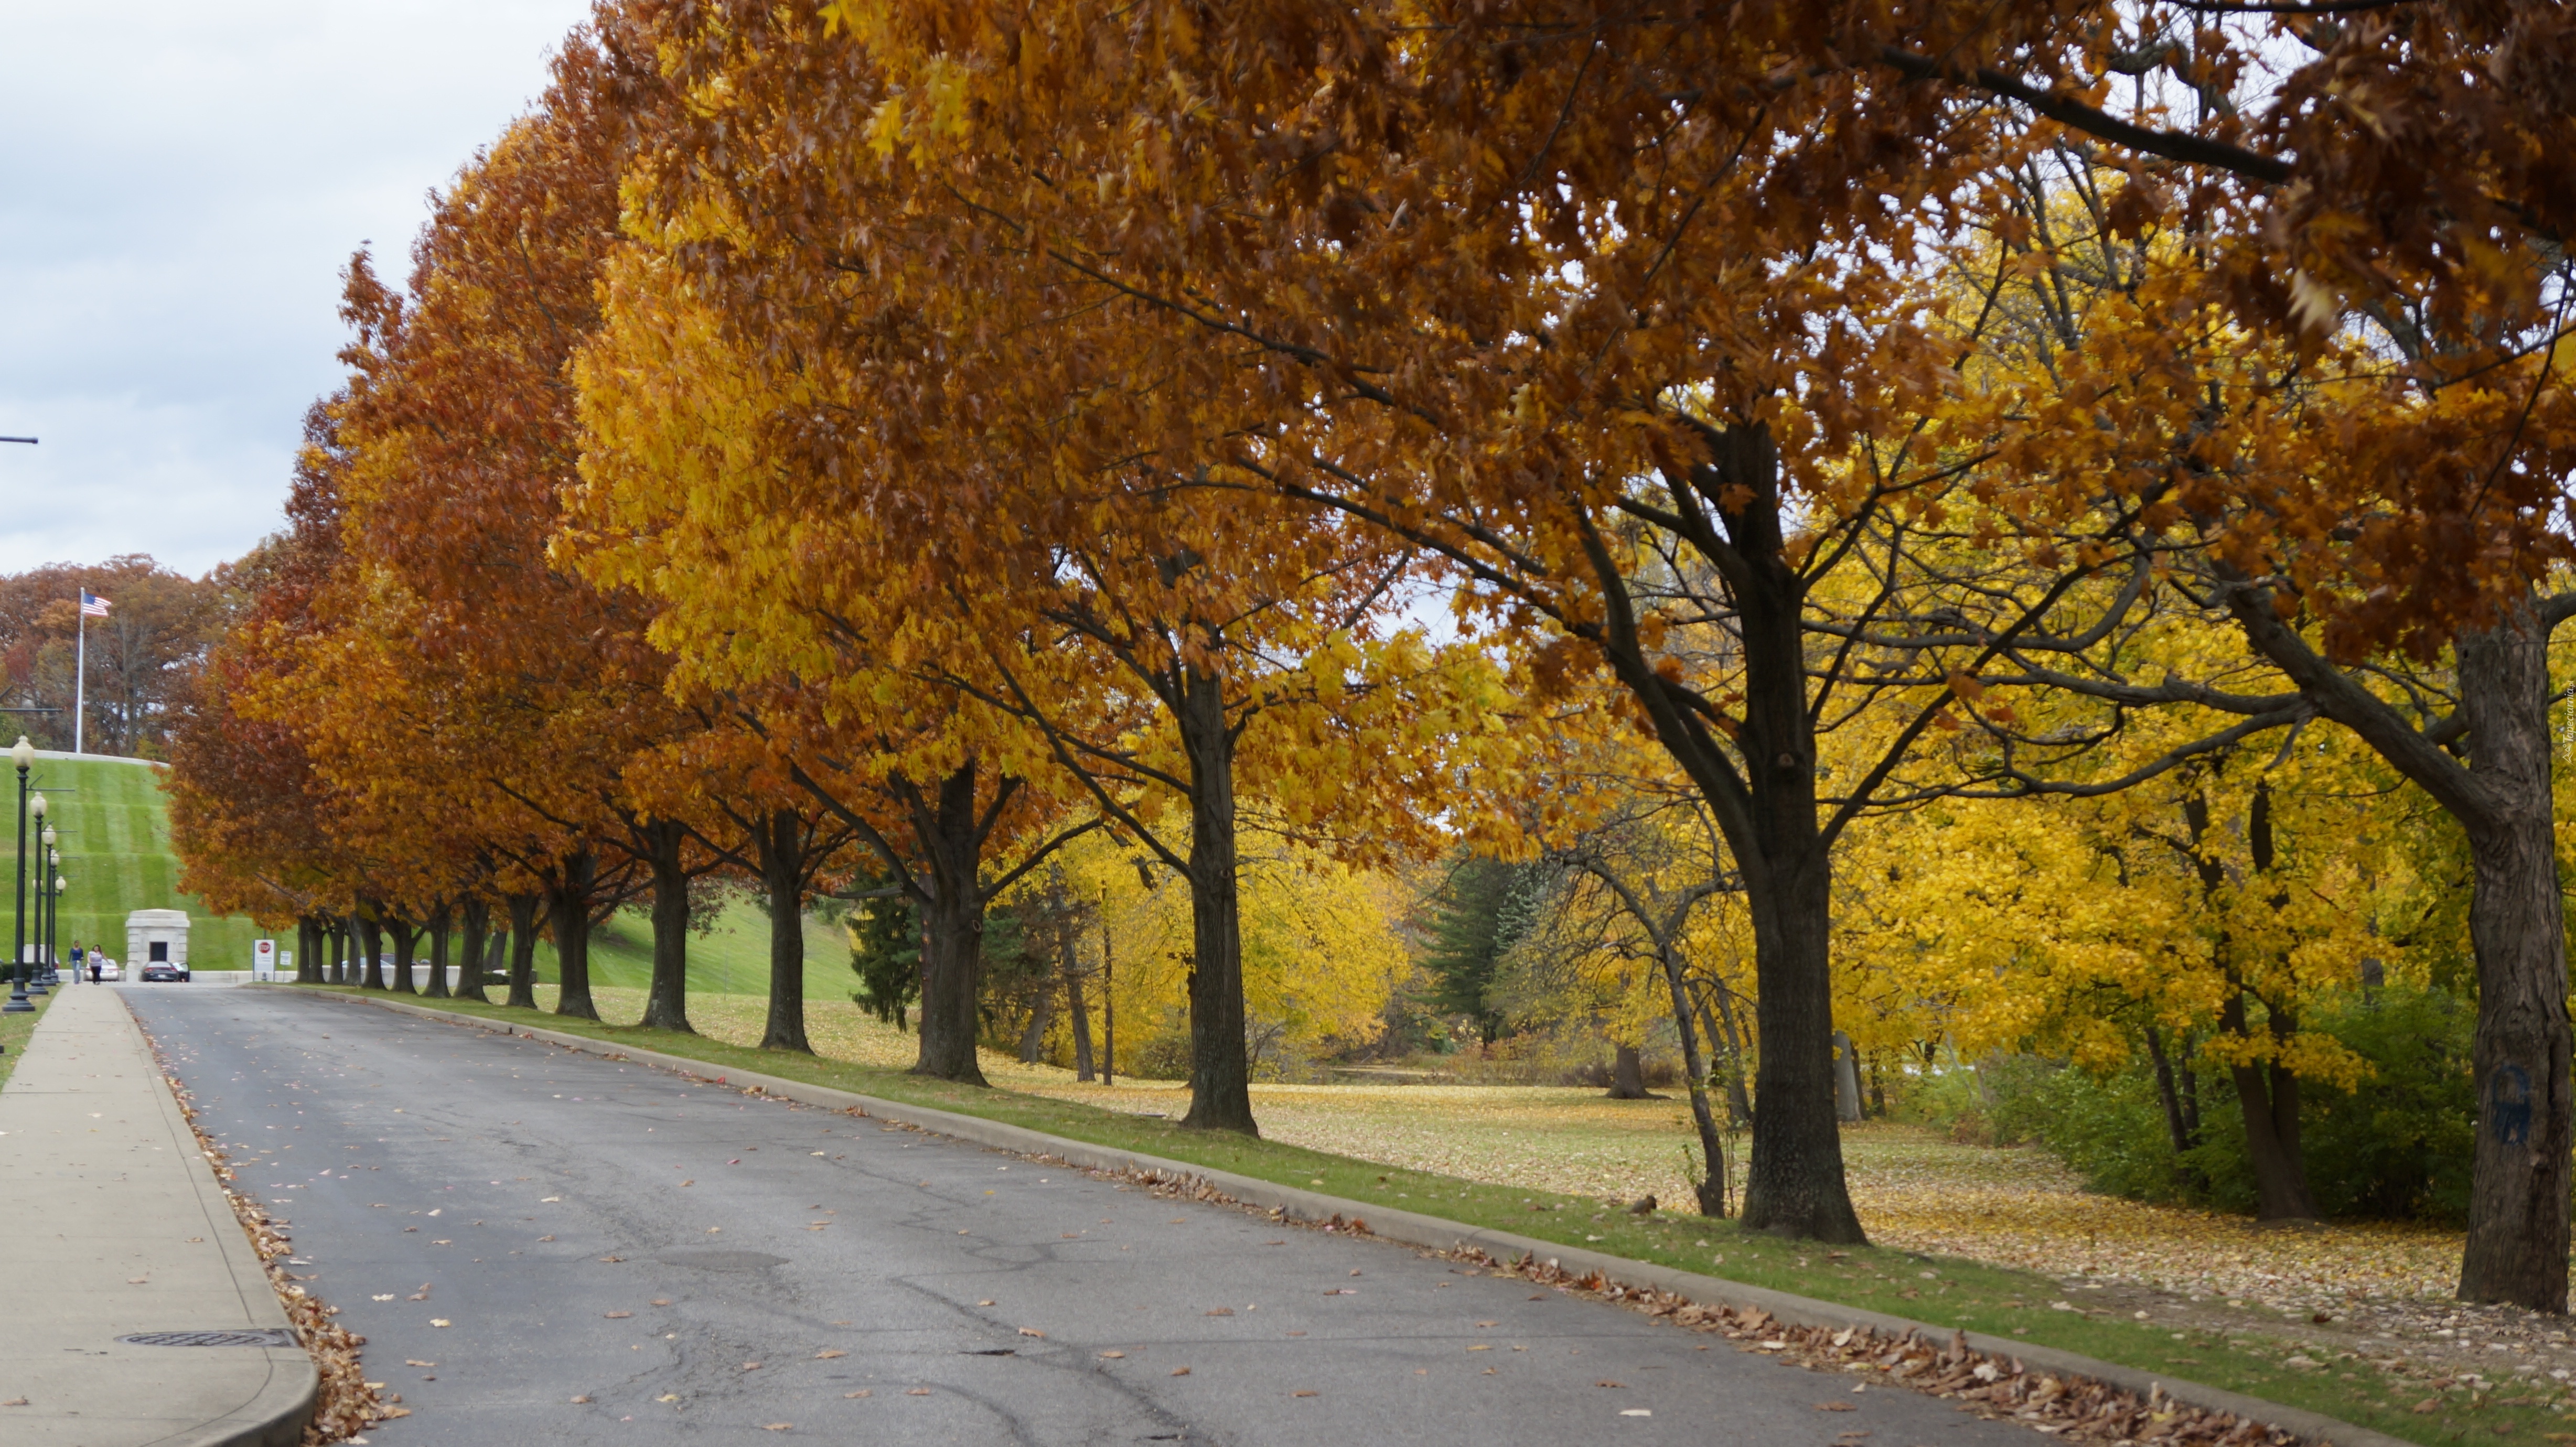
top-left (0, 985), bottom-right (314, 1446)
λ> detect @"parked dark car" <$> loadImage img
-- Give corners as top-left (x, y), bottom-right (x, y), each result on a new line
top-left (140, 963), bottom-right (190, 982)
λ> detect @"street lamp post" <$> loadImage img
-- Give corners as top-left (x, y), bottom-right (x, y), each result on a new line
top-left (30, 826), bottom-right (58, 993)
top-left (7, 738), bottom-right (32, 1014)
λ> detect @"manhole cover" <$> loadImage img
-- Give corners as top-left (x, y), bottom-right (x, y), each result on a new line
top-left (653, 1250), bottom-right (787, 1271)
top-left (119, 1330), bottom-right (301, 1348)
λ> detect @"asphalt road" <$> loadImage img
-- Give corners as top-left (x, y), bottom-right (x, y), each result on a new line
top-left (127, 987), bottom-right (2047, 1446)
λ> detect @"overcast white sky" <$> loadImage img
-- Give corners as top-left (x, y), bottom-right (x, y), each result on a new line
top-left (0, 1), bottom-right (598, 576)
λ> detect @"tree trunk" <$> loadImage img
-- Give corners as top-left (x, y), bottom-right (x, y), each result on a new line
top-left (1832, 1031), bottom-right (1863, 1122)
top-left (328, 918), bottom-right (347, 984)
top-left (1654, 944), bottom-right (1731, 1216)
top-left (505, 892), bottom-right (541, 1010)
top-left (1737, 825), bottom-right (1863, 1241)
top-left (2455, 611), bottom-right (2573, 1309)
top-left (387, 917), bottom-right (419, 995)
top-left (1018, 982), bottom-right (1055, 1063)
top-left (910, 763), bottom-right (989, 1084)
top-left (2143, 1023), bottom-right (2199, 1156)
top-left (1175, 667), bottom-right (1255, 1135)
top-left (640, 818), bottom-right (693, 1034)
top-left (1065, 930), bottom-right (1096, 1082)
top-left (297, 918), bottom-right (321, 984)
top-left (757, 808), bottom-right (811, 1053)
top-left (550, 852), bottom-right (599, 1022)
top-left (423, 903), bottom-right (451, 999)
top-left (2219, 991), bottom-right (2320, 1220)
top-left (1593, 423), bottom-right (1857, 1242)
top-left (454, 897), bottom-right (491, 1003)
top-left (355, 914), bottom-right (384, 989)
top-left (1696, 984), bottom-right (1755, 1127)
top-left (1607, 1043), bottom-right (1649, 1099)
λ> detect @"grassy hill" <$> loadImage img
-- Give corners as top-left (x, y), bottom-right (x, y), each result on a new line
top-left (19, 750), bottom-right (856, 997)
top-left (533, 902), bottom-right (851, 998)
top-left (23, 752), bottom-right (263, 969)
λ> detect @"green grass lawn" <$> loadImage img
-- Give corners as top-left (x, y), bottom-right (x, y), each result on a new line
top-left (291, 981), bottom-right (2513, 1446)
top-left (529, 901), bottom-right (847, 997)
top-left (22, 755), bottom-right (262, 970)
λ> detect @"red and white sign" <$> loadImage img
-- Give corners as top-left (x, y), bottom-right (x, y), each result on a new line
top-left (252, 939), bottom-right (277, 979)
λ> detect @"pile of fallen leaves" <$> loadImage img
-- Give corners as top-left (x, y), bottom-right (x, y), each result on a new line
top-left (1458, 1249), bottom-right (2301, 1446)
top-left (146, 1043), bottom-right (393, 1445)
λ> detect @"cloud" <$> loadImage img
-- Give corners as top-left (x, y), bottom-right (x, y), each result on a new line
top-left (0, 0), bottom-right (597, 575)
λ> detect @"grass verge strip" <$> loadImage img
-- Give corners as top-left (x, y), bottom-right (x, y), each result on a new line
top-left (0, 986), bottom-right (50, 1087)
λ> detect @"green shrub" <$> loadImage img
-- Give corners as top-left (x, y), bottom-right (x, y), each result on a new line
top-left (1969, 985), bottom-right (2476, 1223)
top-left (2298, 986), bottom-right (2476, 1223)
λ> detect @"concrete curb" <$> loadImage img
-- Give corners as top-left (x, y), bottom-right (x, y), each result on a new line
top-left (310, 987), bottom-right (2408, 1447)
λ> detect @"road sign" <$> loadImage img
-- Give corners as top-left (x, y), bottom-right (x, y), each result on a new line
top-left (252, 939), bottom-right (276, 980)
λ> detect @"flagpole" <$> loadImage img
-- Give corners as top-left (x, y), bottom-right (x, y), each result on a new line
top-left (73, 606), bottom-right (84, 757)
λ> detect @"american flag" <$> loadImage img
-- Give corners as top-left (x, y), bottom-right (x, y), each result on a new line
top-left (80, 590), bottom-right (109, 617)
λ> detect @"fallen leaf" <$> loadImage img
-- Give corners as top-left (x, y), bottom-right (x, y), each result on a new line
top-left (1619, 1409), bottom-right (1652, 1418)
top-left (650, 1299), bottom-right (671, 1306)
top-left (570, 1396), bottom-right (591, 1405)
top-left (1100, 1351), bottom-right (1125, 1359)
top-left (761, 1424), bottom-right (791, 1433)
top-left (1814, 1402), bottom-right (1858, 1412)
top-left (815, 1349), bottom-right (846, 1359)
top-left (1597, 1380), bottom-right (1625, 1389)
top-left (906, 1388), bottom-right (932, 1396)
top-left (599, 1256), bottom-right (625, 1262)
top-left (1293, 1390), bottom-right (1317, 1397)
top-left (604, 1312), bottom-right (631, 1320)
top-left (1205, 1308), bottom-right (1234, 1317)
top-left (1170, 1367), bottom-right (1190, 1377)
top-left (430, 1319), bottom-right (451, 1328)
top-left (1468, 1344), bottom-right (1492, 1352)
top-left (373, 1294), bottom-right (396, 1302)
top-left (742, 1362), bottom-right (763, 1372)
top-left (844, 1390), bottom-right (871, 1399)
top-left (404, 1360), bottom-right (434, 1368)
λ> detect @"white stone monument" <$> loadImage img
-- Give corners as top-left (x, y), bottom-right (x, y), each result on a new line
top-left (125, 909), bottom-right (191, 972)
